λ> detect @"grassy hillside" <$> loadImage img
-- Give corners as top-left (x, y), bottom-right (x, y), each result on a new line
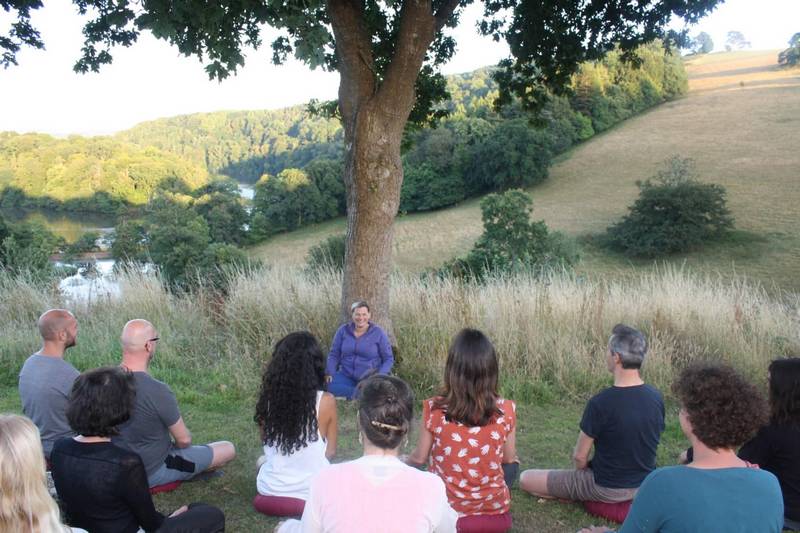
top-left (248, 51), bottom-right (800, 291)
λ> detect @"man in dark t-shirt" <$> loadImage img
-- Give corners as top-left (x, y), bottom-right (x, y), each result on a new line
top-left (520, 324), bottom-right (665, 503)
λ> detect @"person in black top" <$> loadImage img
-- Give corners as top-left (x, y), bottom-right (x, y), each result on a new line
top-left (738, 357), bottom-right (800, 531)
top-left (51, 366), bottom-right (225, 533)
top-left (520, 324), bottom-right (665, 503)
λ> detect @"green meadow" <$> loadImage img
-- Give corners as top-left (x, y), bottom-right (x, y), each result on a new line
top-left (2, 265), bottom-right (797, 531)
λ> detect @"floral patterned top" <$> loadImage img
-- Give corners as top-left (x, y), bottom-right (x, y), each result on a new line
top-left (423, 397), bottom-right (516, 516)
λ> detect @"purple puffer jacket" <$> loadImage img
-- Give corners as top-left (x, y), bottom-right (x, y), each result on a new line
top-left (326, 322), bottom-right (394, 380)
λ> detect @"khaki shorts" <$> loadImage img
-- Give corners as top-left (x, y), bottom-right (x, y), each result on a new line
top-left (546, 468), bottom-right (638, 502)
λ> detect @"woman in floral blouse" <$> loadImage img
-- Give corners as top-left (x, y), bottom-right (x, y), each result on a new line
top-left (407, 328), bottom-right (517, 533)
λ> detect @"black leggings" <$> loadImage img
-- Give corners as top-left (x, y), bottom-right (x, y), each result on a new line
top-left (157, 503), bottom-right (225, 533)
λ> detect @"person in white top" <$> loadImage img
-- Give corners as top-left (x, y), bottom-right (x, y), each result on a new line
top-left (277, 375), bottom-right (457, 533)
top-left (254, 332), bottom-right (338, 517)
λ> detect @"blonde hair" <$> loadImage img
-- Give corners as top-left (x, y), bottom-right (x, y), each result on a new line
top-left (0, 415), bottom-right (69, 533)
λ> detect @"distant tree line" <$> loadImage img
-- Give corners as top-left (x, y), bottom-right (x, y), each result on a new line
top-left (116, 108), bottom-right (344, 183)
top-left (0, 133), bottom-right (210, 213)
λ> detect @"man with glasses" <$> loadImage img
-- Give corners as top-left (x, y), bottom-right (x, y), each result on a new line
top-left (115, 319), bottom-right (236, 487)
top-left (519, 324), bottom-right (665, 506)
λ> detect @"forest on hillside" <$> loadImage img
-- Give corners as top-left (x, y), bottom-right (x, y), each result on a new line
top-left (0, 41), bottom-right (686, 227)
top-left (0, 134), bottom-right (210, 213)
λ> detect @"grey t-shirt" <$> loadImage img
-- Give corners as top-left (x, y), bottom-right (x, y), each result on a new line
top-left (114, 371), bottom-right (181, 476)
top-left (18, 354), bottom-right (80, 457)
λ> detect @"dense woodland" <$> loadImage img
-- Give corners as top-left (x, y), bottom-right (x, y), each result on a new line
top-left (0, 41), bottom-right (686, 237)
top-left (0, 134), bottom-right (210, 212)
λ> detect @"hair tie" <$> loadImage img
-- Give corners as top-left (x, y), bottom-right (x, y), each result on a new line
top-left (370, 420), bottom-right (402, 431)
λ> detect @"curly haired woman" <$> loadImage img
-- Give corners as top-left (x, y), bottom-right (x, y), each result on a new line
top-left (581, 363), bottom-right (784, 533)
top-left (254, 332), bottom-right (338, 517)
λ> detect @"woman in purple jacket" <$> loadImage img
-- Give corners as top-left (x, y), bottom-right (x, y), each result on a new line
top-left (325, 301), bottom-right (394, 399)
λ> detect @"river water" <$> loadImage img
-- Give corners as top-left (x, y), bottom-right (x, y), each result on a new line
top-left (1, 182), bottom-right (255, 301)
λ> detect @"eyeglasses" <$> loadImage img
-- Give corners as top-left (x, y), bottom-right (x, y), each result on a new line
top-left (147, 337), bottom-right (160, 343)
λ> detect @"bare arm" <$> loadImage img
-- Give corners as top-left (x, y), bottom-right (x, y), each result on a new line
top-left (406, 417), bottom-right (434, 467)
top-left (168, 417), bottom-right (192, 449)
top-left (573, 430), bottom-right (594, 470)
top-left (318, 392), bottom-right (338, 460)
top-left (502, 427), bottom-right (518, 463)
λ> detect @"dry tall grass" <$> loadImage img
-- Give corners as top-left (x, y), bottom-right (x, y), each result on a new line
top-left (4, 267), bottom-right (795, 401)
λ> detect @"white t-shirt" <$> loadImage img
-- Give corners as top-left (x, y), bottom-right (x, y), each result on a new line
top-left (279, 455), bottom-right (457, 533)
top-left (257, 391), bottom-right (329, 500)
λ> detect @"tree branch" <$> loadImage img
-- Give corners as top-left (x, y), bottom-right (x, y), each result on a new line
top-left (434, 0), bottom-right (461, 33)
top-left (327, 0), bottom-right (377, 125)
top-left (377, 0), bottom-right (436, 122)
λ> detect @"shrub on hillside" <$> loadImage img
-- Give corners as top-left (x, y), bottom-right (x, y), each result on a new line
top-left (442, 189), bottom-right (577, 280)
top-left (778, 33), bottom-right (800, 68)
top-left (605, 157), bottom-right (734, 258)
top-left (306, 234), bottom-right (346, 272)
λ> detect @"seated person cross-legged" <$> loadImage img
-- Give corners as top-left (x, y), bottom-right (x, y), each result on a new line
top-left (407, 328), bottom-right (517, 533)
top-left (580, 363), bottom-right (784, 533)
top-left (521, 324), bottom-right (665, 514)
top-left (254, 332), bottom-right (337, 517)
top-left (738, 357), bottom-right (800, 532)
top-left (114, 319), bottom-right (235, 488)
top-left (325, 301), bottom-right (394, 400)
top-left (277, 375), bottom-right (457, 533)
top-left (50, 366), bottom-right (225, 533)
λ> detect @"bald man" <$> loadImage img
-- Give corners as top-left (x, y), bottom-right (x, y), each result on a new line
top-left (115, 319), bottom-right (236, 487)
top-left (18, 309), bottom-right (81, 458)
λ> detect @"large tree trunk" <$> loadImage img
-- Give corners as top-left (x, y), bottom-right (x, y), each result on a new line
top-left (328, 0), bottom-right (456, 336)
top-left (340, 101), bottom-right (405, 337)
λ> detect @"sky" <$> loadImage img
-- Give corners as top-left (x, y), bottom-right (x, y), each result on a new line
top-left (1, 0), bottom-right (798, 137)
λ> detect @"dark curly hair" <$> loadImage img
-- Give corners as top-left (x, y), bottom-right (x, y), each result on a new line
top-left (768, 357), bottom-right (800, 426)
top-left (434, 328), bottom-right (501, 426)
top-left (254, 331), bottom-right (326, 455)
top-left (67, 366), bottom-right (136, 438)
top-left (673, 363), bottom-right (768, 450)
top-left (358, 375), bottom-right (413, 449)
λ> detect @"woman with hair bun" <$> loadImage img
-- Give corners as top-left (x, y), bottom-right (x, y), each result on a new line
top-left (0, 413), bottom-right (77, 533)
top-left (739, 357), bottom-right (800, 531)
top-left (407, 328), bottom-right (517, 533)
top-left (254, 331), bottom-right (338, 516)
top-left (277, 375), bottom-right (456, 532)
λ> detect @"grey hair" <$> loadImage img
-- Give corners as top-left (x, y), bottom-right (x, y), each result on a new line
top-left (608, 324), bottom-right (647, 369)
top-left (350, 300), bottom-right (370, 313)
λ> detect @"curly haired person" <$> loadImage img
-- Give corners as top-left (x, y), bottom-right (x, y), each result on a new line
top-left (254, 332), bottom-right (338, 517)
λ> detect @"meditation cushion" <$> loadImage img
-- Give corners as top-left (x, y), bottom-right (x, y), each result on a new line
top-left (149, 481), bottom-right (182, 495)
top-left (583, 499), bottom-right (633, 524)
top-left (456, 512), bottom-right (513, 533)
top-left (252, 494), bottom-right (306, 517)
